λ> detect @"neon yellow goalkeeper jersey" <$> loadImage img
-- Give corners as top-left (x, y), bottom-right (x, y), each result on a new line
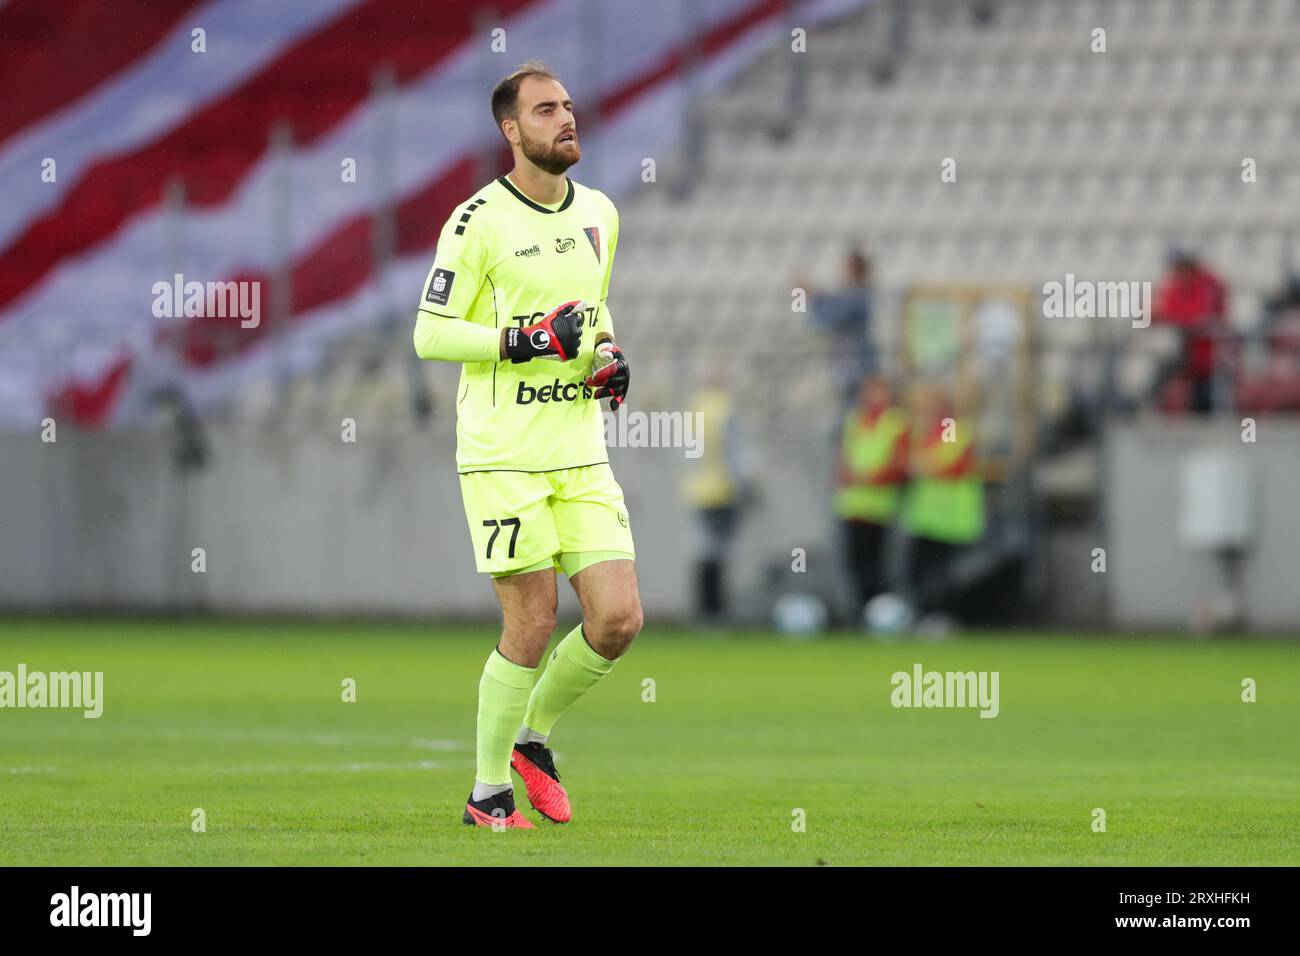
top-left (416, 174), bottom-right (620, 473)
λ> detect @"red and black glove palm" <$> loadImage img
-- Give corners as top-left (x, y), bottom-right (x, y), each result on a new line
top-left (586, 341), bottom-right (630, 411)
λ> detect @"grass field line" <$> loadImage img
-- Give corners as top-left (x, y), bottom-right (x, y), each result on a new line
top-left (2, 726), bottom-right (467, 751)
top-left (209, 760), bottom-right (450, 775)
top-left (162, 729), bottom-right (467, 751)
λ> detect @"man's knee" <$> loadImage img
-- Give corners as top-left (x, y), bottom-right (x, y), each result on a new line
top-left (590, 601), bottom-right (643, 657)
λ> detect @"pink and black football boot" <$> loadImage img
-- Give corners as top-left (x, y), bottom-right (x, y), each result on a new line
top-left (462, 789), bottom-right (535, 829)
top-left (511, 742), bottom-right (571, 823)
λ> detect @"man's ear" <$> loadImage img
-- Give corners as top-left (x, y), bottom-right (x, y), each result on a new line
top-left (501, 118), bottom-right (518, 146)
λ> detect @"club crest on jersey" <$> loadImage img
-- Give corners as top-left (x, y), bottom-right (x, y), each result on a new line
top-left (583, 226), bottom-right (601, 262)
top-left (555, 237), bottom-right (576, 253)
top-left (425, 268), bottom-right (454, 306)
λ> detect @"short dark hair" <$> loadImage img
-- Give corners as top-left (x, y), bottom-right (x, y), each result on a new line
top-left (491, 60), bottom-right (560, 136)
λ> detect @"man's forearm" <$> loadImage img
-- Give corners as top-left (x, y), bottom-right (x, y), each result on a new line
top-left (413, 311), bottom-right (508, 361)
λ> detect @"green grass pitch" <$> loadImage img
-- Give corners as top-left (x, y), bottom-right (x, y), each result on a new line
top-left (1, 617), bottom-right (1296, 866)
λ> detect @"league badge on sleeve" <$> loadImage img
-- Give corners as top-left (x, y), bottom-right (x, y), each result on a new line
top-left (426, 268), bottom-right (455, 306)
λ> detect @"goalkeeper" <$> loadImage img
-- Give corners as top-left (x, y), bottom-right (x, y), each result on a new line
top-left (412, 61), bottom-right (639, 830)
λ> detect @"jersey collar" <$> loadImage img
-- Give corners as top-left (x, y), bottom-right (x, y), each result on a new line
top-left (497, 174), bottom-right (574, 214)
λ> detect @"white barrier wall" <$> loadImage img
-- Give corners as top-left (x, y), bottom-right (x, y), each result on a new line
top-left (0, 418), bottom-right (841, 621)
top-left (1104, 417), bottom-right (1300, 632)
top-left (3, 417), bottom-right (1297, 631)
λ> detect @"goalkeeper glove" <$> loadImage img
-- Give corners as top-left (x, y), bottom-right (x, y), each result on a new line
top-left (504, 300), bottom-right (585, 363)
top-left (586, 340), bottom-right (629, 411)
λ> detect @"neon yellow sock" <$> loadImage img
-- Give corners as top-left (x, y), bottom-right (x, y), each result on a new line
top-left (476, 648), bottom-right (537, 786)
top-left (523, 623), bottom-right (617, 737)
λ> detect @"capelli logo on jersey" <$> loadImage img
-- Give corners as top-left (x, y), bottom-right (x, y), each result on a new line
top-left (516, 379), bottom-right (595, 405)
top-left (555, 237), bottom-right (576, 253)
top-left (515, 244), bottom-right (540, 257)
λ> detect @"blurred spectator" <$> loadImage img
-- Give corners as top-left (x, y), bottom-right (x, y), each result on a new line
top-left (682, 372), bottom-right (755, 624)
top-left (795, 249), bottom-right (876, 406)
top-left (833, 375), bottom-right (908, 619)
top-left (902, 384), bottom-right (985, 620)
top-left (1236, 270), bottom-right (1300, 413)
top-left (1152, 250), bottom-right (1229, 414)
top-left (1262, 271), bottom-right (1300, 318)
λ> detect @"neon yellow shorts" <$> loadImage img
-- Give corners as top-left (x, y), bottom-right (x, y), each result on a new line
top-left (458, 463), bottom-right (635, 577)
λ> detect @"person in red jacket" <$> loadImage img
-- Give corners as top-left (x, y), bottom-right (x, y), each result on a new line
top-left (1152, 250), bottom-right (1229, 413)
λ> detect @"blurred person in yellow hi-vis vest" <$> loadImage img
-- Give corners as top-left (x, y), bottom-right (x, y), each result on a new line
top-left (682, 373), bottom-right (755, 624)
top-left (902, 383), bottom-right (985, 619)
top-left (833, 376), bottom-right (909, 617)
